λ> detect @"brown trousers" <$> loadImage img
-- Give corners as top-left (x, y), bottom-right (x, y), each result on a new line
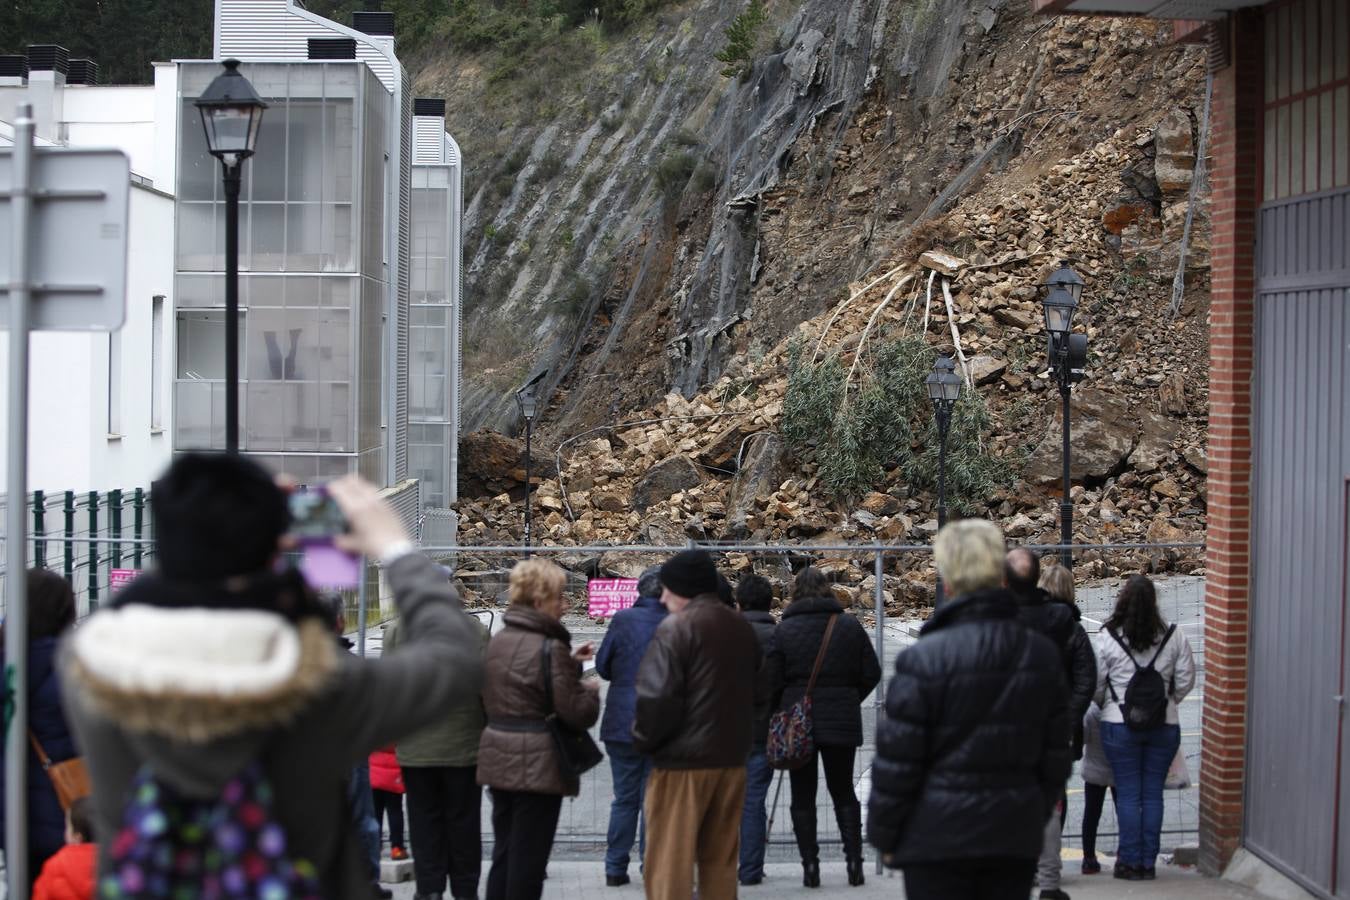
top-left (643, 766), bottom-right (747, 900)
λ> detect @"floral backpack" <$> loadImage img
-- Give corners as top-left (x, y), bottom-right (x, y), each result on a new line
top-left (101, 761), bottom-right (322, 900)
top-left (767, 614), bottom-right (838, 770)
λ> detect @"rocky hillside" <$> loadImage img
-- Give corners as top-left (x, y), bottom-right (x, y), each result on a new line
top-left (435, 0), bottom-right (1213, 608)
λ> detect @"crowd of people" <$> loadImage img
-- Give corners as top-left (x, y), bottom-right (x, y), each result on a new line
top-left (0, 454), bottom-right (1196, 900)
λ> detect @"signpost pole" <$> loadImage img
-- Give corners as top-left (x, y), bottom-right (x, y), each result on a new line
top-left (5, 102), bottom-right (36, 900)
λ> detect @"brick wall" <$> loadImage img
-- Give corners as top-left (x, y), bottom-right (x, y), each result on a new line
top-left (1199, 7), bottom-right (1263, 878)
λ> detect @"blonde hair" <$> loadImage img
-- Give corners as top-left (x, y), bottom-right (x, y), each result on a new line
top-left (508, 559), bottom-right (566, 610)
top-left (1039, 563), bottom-right (1076, 604)
top-left (934, 520), bottom-right (1006, 597)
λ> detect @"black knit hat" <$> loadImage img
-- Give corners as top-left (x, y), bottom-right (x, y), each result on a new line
top-left (659, 550), bottom-right (719, 600)
top-left (151, 453), bottom-right (290, 583)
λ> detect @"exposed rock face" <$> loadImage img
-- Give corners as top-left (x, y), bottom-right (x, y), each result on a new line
top-left (631, 455), bottom-right (704, 512)
top-left (1026, 389), bottom-right (1137, 485)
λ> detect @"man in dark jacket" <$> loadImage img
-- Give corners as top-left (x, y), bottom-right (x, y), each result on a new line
top-left (633, 550), bottom-right (759, 900)
top-left (1005, 547), bottom-right (1096, 900)
top-left (734, 574), bottom-right (776, 886)
top-left (60, 455), bottom-right (485, 900)
top-left (595, 565), bottom-right (668, 887)
top-left (868, 520), bottom-right (1071, 900)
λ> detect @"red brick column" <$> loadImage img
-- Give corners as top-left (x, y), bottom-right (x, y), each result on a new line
top-left (1200, 8), bottom-right (1263, 878)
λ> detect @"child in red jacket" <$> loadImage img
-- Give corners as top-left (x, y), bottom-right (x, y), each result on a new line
top-left (369, 745), bottom-right (408, 860)
top-left (33, 797), bottom-right (96, 900)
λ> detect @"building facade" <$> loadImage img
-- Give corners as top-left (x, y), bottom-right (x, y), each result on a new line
top-left (1035, 2), bottom-right (1349, 896)
top-left (409, 99), bottom-right (464, 528)
top-left (0, 49), bottom-right (177, 493)
top-left (174, 0), bottom-right (463, 510)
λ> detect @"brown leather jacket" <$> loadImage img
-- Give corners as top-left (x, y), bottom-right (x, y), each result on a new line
top-left (476, 606), bottom-right (600, 796)
top-left (632, 595), bottom-right (760, 769)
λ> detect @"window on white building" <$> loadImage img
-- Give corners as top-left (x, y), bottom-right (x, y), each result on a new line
top-left (151, 296), bottom-right (164, 430)
top-left (108, 330), bottom-right (122, 436)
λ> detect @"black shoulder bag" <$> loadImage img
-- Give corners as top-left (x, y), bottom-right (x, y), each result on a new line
top-left (541, 640), bottom-right (604, 785)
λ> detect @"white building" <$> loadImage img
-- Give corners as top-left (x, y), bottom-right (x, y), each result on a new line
top-left (0, 49), bottom-right (178, 493)
top-left (0, 3), bottom-right (464, 523)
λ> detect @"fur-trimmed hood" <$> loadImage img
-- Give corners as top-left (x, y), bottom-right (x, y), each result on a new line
top-left (66, 605), bottom-right (337, 743)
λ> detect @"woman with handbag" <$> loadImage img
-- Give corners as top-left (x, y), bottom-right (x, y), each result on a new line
top-left (766, 567), bottom-right (881, 888)
top-left (0, 569), bottom-right (81, 885)
top-left (477, 559), bottom-right (601, 900)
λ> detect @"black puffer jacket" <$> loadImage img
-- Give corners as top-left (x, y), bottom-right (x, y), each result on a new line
top-left (867, 588), bottom-right (1070, 865)
top-left (1013, 587), bottom-right (1096, 757)
top-left (766, 595), bottom-right (881, 748)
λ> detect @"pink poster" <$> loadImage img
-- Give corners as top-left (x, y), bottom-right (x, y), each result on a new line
top-left (587, 578), bottom-right (639, 618)
top-left (109, 569), bottom-right (140, 592)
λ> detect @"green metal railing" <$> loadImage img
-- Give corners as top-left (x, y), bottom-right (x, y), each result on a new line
top-left (2, 487), bottom-right (155, 617)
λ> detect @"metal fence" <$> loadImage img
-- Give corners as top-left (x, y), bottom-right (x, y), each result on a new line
top-left (0, 530), bottom-right (1207, 860)
top-left (0, 489), bottom-right (155, 617)
top-left (408, 540), bottom-right (1207, 860)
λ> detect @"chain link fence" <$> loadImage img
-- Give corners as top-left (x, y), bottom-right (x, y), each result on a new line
top-left (0, 529), bottom-right (1206, 862)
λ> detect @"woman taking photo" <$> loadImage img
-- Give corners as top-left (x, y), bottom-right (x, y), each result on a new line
top-left (767, 566), bottom-right (881, 888)
top-left (477, 559), bottom-right (600, 900)
top-left (1094, 574), bottom-right (1195, 881)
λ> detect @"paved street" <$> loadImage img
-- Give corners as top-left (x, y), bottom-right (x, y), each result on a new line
top-left (389, 859), bottom-right (1265, 899)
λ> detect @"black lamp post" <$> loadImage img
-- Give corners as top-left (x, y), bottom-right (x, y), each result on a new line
top-left (925, 355), bottom-right (962, 603)
top-left (1042, 263), bottom-right (1088, 567)
top-left (515, 383), bottom-right (538, 549)
top-left (195, 59), bottom-right (267, 454)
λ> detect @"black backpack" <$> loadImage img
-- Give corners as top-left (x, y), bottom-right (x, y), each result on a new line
top-left (1106, 625), bottom-right (1176, 731)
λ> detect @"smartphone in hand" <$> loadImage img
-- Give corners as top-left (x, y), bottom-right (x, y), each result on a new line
top-left (288, 487), bottom-right (359, 588)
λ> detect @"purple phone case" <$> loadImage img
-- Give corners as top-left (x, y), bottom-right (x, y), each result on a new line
top-left (300, 544), bottom-right (361, 589)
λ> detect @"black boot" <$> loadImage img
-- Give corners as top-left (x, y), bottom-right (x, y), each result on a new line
top-left (836, 802), bottom-right (865, 886)
top-left (790, 807), bottom-right (820, 888)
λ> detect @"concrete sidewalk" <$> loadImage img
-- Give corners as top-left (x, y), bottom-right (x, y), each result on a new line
top-left (389, 859), bottom-right (1267, 899)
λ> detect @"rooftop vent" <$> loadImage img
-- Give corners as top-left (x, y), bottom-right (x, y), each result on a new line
top-left (27, 44), bottom-right (69, 74)
top-left (0, 55), bottom-right (27, 81)
top-left (352, 11), bottom-right (396, 35)
top-left (307, 38), bottom-right (358, 60)
top-left (413, 98), bottom-right (446, 117)
top-left (66, 59), bottom-right (98, 85)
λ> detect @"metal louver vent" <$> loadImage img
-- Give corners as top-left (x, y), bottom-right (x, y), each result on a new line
top-left (0, 55), bottom-right (28, 79)
top-left (413, 97), bottom-right (445, 117)
top-left (26, 44), bottom-right (69, 74)
top-left (307, 38), bottom-right (357, 60)
top-left (394, 79), bottom-right (413, 481)
top-left (352, 11), bottom-right (396, 35)
top-left (66, 59), bottom-right (99, 85)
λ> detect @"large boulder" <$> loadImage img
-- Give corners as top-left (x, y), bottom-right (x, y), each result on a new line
top-left (1154, 108), bottom-right (1195, 197)
top-left (698, 421), bottom-right (749, 473)
top-left (631, 455), bottom-right (704, 512)
top-left (726, 433), bottom-right (788, 536)
top-left (1025, 389), bottom-right (1136, 485)
top-left (460, 429), bottom-right (556, 499)
top-left (1133, 411), bottom-right (1182, 474)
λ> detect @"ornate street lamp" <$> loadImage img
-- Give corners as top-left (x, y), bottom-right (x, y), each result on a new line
top-left (516, 382), bottom-right (539, 549)
top-left (926, 356), bottom-right (962, 603)
top-left (195, 59), bottom-right (266, 454)
top-left (1042, 264), bottom-right (1089, 567)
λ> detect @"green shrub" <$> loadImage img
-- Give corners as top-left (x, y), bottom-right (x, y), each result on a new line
top-left (530, 151), bottom-right (564, 185)
top-left (715, 0), bottom-right (769, 79)
top-left (655, 151), bottom-right (698, 197)
top-left (782, 337), bottom-right (1016, 504)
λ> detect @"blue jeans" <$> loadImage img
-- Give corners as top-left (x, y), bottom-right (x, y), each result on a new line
top-left (604, 741), bottom-right (652, 876)
top-left (738, 747), bottom-right (775, 882)
top-left (1100, 721), bottom-right (1180, 867)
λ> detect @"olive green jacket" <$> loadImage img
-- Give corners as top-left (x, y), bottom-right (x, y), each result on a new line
top-left (385, 614), bottom-right (489, 767)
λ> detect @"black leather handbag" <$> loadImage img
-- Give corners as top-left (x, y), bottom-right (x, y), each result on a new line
top-left (540, 640), bottom-right (604, 785)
